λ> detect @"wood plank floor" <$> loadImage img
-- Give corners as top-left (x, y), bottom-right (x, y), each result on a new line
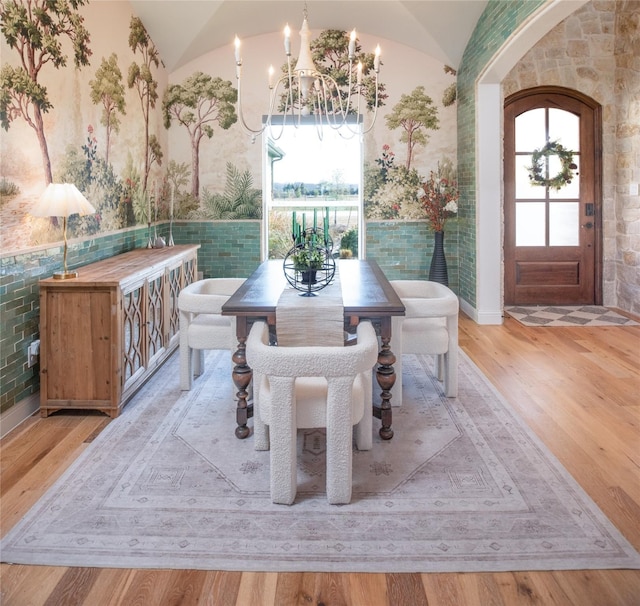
top-left (2, 312), bottom-right (639, 605)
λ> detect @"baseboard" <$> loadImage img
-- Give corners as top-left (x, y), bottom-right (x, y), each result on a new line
top-left (1, 392), bottom-right (39, 439)
top-left (459, 298), bottom-right (504, 325)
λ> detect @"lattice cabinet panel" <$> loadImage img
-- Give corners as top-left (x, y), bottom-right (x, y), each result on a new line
top-left (122, 283), bottom-right (145, 392)
top-left (184, 256), bottom-right (197, 286)
top-left (147, 270), bottom-right (166, 366)
top-left (167, 262), bottom-right (182, 347)
top-left (39, 245), bottom-right (199, 417)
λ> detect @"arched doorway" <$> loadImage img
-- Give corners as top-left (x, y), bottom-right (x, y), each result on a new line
top-left (504, 86), bottom-right (602, 305)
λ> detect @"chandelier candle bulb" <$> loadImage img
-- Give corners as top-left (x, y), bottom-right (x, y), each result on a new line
top-left (234, 36), bottom-right (241, 63)
top-left (284, 24), bottom-right (291, 55)
top-left (357, 62), bottom-right (363, 85)
top-left (374, 45), bottom-right (381, 72)
top-left (268, 66), bottom-right (274, 88)
top-left (349, 29), bottom-right (356, 59)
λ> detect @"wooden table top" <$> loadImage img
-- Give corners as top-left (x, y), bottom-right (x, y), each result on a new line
top-left (38, 245), bottom-right (200, 290)
top-left (221, 259), bottom-right (405, 319)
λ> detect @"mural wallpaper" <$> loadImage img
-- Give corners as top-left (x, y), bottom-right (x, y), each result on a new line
top-left (1, 1), bottom-right (170, 252)
top-left (1, 0), bottom-right (458, 256)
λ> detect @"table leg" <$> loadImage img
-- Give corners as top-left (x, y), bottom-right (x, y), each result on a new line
top-left (232, 317), bottom-right (253, 439)
top-left (374, 317), bottom-right (395, 440)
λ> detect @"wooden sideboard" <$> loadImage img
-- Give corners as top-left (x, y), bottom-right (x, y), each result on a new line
top-left (38, 245), bottom-right (199, 418)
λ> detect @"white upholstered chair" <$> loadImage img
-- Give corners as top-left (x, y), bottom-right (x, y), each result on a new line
top-left (245, 320), bottom-right (379, 505)
top-left (178, 278), bottom-right (245, 390)
top-left (390, 280), bottom-right (459, 400)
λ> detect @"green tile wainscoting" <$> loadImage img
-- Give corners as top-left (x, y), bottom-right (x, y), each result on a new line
top-left (366, 221), bottom-right (459, 289)
top-left (1, 218), bottom-right (453, 423)
top-left (0, 221), bottom-right (262, 418)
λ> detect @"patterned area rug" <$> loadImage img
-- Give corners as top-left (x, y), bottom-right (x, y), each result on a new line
top-left (2, 350), bottom-right (639, 573)
top-left (505, 305), bottom-right (639, 327)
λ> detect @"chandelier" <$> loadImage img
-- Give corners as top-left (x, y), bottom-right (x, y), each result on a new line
top-left (234, 8), bottom-right (381, 141)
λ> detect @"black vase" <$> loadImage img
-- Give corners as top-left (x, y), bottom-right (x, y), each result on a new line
top-left (429, 230), bottom-right (449, 286)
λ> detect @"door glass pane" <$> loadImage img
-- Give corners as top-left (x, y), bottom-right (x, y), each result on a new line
top-left (516, 202), bottom-right (546, 246)
top-left (549, 202), bottom-right (579, 246)
top-left (515, 108), bottom-right (545, 152)
top-left (549, 109), bottom-right (579, 150)
top-left (550, 156), bottom-right (580, 199)
top-left (516, 154), bottom-right (545, 199)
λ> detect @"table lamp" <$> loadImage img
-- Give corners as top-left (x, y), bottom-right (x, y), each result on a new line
top-left (31, 183), bottom-right (96, 280)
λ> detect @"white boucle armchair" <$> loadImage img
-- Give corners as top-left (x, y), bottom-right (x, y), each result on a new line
top-left (390, 280), bottom-right (459, 400)
top-left (245, 320), bottom-right (379, 505)
top-left (178, 278), bottom-right (245, 390)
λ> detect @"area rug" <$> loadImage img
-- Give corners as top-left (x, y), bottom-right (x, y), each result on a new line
top-left (505, 305), bottom-right (639, 327)
top-left (2, 350), bottom-right (639, 573)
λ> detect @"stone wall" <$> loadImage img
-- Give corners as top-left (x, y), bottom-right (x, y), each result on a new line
top-left (614, 1), bottom-right (640, 314)
top-left (502, 0), bottom-right (640, 314)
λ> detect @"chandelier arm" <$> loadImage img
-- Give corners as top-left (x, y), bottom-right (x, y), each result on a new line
top-left (236, 62), bottom-right (268, 137)
top-left (265, 78), bottom-right (289, 140)
top-left (359, 71), bottom-right (380, 134)
top-left (285, 56), bottom-right (297, 123)
top-left (311, 80), bottom-right (326, 140)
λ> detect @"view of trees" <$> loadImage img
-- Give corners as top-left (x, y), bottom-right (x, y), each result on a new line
top-left (273, 181), bottom-right (358, 200)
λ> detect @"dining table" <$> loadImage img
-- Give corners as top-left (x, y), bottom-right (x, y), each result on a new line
top-left (221, 259), bottom-right (406, 440)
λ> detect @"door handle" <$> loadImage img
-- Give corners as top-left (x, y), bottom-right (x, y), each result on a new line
top-left (582, 222), bottom-right (594, 229)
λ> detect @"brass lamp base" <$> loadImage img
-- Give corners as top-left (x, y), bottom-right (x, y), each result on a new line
top-left (53, 271), bottom-right (78, 280)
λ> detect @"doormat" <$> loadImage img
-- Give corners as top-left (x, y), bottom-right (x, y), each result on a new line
top-left (505, 306), bottom-right (639, 327)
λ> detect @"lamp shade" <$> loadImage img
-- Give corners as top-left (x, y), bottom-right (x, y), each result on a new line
top-left (31, 183), bottom-right (95, 218)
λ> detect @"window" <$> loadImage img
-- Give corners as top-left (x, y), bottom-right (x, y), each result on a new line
top-left (263, 121), bottom-right (363, 259)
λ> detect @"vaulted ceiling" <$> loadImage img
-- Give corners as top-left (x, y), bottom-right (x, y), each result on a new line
top-left (129, 0), bottom-right (489, 73)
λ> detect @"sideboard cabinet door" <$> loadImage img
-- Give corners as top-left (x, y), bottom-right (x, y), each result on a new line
top-left (122, 281), bottom-right (146, 395)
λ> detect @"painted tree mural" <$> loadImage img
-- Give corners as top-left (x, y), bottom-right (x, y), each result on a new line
top-left (0, 0), bottom-right (92, 185)
top-left (191, 162), bottom-right (262, 220)
top-left (127, 15), bottom-right (159, 193)
top-left (385, 85), bottom-right (439, 170)
top-left (89, 53), bottom-right (126, 165)
top-left (162, 72), bottom-right (237, 198)
top-left (442, 65), bottom-right (457, 107)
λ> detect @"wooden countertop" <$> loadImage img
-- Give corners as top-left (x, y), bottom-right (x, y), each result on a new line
top-left (39, 245), bottom-right (200, 290)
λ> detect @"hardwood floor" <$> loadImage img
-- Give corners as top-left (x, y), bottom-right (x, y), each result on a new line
top-left (2, 313), bottom-right (639, 605)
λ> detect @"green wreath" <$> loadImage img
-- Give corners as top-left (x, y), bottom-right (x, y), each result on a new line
top-left (527, 140), bottom-right (577, 191)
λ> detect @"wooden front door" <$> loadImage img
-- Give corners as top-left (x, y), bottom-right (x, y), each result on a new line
top-left (504, 87), bottom-right (601, 305)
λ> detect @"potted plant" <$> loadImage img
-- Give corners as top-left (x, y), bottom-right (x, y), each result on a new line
top-left (292, 246), bottom-right (324, 283)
